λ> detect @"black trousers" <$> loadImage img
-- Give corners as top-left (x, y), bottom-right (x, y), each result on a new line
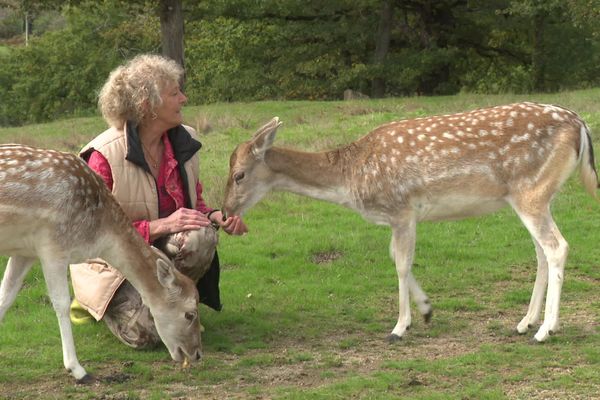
top-left (197, 250), bottom-right (222, 311)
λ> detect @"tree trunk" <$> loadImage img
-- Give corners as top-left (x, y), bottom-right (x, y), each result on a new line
top-left (24, 12), bottom-right (30, 46)
top-left (159, 0), bottom-right (185, 86)
top-left (371, 0), bottom-right (394, 98)
top-left (531, 12), bottom-right (546, 92)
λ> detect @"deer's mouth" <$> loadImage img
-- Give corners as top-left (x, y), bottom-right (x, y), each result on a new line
top-left (176, 346), bottom-right (202, 365)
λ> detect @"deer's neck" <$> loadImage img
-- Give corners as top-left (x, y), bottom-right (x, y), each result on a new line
top-left (101, 224), bottom-right (162, 300)
top-left (264, 146), bottom-right (353, 206)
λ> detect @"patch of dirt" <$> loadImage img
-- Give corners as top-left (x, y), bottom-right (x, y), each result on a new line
top-left (311, 250), bottom-right (343, 264)
top-left (100, 372), bottom-right (132, 384)
top-left (2, 297), bottom-right (597, 400)
top-left (184, 309), bottom-right (527, 399)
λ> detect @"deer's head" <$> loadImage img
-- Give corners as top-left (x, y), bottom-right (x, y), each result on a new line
top-left (149, 253), bottom-right (202, 365)
top-left (223, 117), bottom-right (282, 217)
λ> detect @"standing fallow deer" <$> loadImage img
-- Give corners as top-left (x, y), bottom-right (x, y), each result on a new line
top-left (0, 144), bottom-right (202, 382)
top-left (222, 102), bottom-right (598, 343)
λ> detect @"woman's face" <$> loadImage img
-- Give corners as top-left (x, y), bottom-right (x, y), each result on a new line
top-left (154, 81), bottom-right (188, 129)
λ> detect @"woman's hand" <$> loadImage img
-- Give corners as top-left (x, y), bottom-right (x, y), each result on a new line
top-left (222, 215), bottom-right (248, 235)
top-left (209, 210), bottom-right (248, 236)
top-left (150, 208), bottom-right (211, 241)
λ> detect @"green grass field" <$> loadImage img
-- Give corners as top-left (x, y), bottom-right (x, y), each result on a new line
top-left (1, 90), bottom-right (599, 399)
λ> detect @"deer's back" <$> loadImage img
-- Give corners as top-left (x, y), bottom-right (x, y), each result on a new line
top-left (0, 145), bottom-right (119, 258)
top-left (343, 103), bottom-right (585, 220)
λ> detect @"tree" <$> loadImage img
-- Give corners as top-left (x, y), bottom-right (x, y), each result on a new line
top-left (4, 0), bottom-right (186, 67)
top-left (159, 0), bottom-right (185, 83)
top-left (371, 0), bottom-right (393, 97)
top-left (504, 0), bottom-right (596, 92)
top-left (0, 0), bottom-right (41, 45)
top-left (3, 0), bottom-right (600, 127)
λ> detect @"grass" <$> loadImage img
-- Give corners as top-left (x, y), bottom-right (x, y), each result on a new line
top-left (1, 89), bottom-right (600, 399)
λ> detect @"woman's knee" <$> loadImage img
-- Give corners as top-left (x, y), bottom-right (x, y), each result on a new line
top-left (104, 303), bottom-right (161, 349)
top-left (156, 227), bottom-right (218, 281)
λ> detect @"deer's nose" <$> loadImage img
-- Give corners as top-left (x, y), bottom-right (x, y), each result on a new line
top-left (193, 349), bottom-right (202, 361)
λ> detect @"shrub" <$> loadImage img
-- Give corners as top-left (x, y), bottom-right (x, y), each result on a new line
top-left (0, 3), bottom-right (159, 126)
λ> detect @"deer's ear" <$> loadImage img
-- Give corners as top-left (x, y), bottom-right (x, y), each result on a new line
top-left (156, 258), bottom-right (176, 289)
top-left (251, 117), bottom-right (282, 159)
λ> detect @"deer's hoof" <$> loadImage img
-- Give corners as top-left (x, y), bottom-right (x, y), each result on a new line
top-left (529, 337), bottom-right (544, 345)
top-left (423, 309), bottom-right (433, 324)
top-left (386, 333), bottom-right (402, 344)
top-left (75, 374), bottom-right (95, 385)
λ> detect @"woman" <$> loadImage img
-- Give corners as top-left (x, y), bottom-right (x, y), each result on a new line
top-left (70, 54), bottom-right (247, 349)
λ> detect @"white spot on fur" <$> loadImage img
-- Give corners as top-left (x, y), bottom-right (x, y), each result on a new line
top-left (543, 105), bottom-right (562, 114)
top-left (511, 133), bottom-right (530, 143)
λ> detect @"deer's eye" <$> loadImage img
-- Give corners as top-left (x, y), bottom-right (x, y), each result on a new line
top-left (233, 171), bottom-right (245, 184)
top-left (185, 311), bottom-right (196, 322)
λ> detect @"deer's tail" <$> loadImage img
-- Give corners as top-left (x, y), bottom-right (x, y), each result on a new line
top-left (578, 122), bottom-right (599, 198)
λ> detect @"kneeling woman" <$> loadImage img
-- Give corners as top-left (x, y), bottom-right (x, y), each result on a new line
top-left (70, 54), bottom-right (247, 348)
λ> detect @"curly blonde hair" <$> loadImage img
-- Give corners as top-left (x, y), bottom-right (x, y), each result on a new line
top-left (98, 54), bottom-right (184, 128)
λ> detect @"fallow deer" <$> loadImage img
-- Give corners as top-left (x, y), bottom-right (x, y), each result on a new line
top-left (222, 103), bottom-right (598, 343)
top-left (0, 144), bottom-right (202, 382)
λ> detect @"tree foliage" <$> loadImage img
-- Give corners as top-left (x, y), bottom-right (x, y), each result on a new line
top-left (0, 0), bottom-right (159, 125)
top-left (1, 0), bottom-right (600, 126)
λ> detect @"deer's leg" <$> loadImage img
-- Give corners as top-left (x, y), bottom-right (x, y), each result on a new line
top-left (408, 272), bottom-right (433, 323)
top-left (516, 239), bottom-right (548, 334)
top-left (514, 207), bottom-right (568, 342)
top-left (0, 256), bottom-right (36, 321)
top-left (39, 256), bottom-right (90, 382)
top-left (388, 216), bottom-right (417, 342)
top-left (389, 239), bottom-right (432, 324)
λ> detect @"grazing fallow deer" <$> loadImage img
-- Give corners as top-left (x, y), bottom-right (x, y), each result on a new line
top-left (0, 145), bottom-right (201, 382)
top-left (223, 103), bottom-right (598, 343)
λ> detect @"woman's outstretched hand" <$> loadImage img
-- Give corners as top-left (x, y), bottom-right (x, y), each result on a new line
top-left (209, 210), bottom-right (248, 235)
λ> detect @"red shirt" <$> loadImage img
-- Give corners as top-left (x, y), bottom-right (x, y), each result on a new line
top-left (87, 133), bottom-right (212, 243)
